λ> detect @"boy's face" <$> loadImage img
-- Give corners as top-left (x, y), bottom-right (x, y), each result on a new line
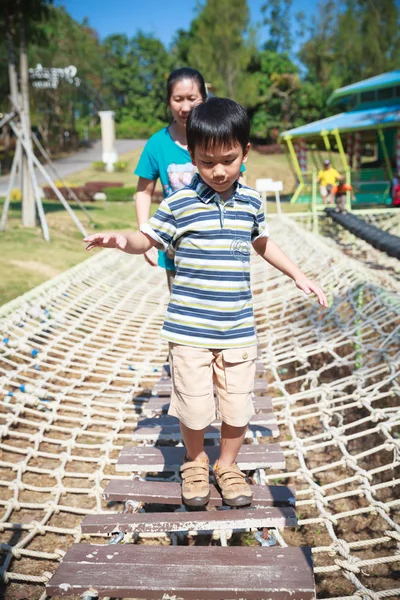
top-left (190, 142), bottom-right (250, 199)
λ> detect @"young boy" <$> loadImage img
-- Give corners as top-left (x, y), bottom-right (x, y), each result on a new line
top-left (85, 98), bottom-right (327, 508)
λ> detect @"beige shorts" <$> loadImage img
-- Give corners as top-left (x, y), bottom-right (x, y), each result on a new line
top-left (320, 184), bottom-right (333, 198)
top-left (168, 344), bottom-right (257, 430)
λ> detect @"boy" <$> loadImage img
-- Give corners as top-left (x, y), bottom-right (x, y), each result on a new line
top-left (85, 98), bottom-right (327, 508)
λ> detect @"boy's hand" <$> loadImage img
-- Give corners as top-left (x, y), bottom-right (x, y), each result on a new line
top-left (84, 233), bottom-right (128, 252)
top-left (295, 277), bottom-right (328, 308)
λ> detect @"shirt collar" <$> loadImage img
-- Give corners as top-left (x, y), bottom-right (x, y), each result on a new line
top-left (190, 173), bottom-right (249, 204)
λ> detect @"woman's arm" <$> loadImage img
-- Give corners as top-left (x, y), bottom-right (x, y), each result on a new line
top-left (135, 177), bottom-right (158, 266)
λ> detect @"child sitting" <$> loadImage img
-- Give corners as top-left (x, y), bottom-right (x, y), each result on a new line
top-left (85, 98), bottom-right (327, 508)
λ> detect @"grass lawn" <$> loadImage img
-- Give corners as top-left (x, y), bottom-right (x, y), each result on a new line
top-left (0, 148), bottom-right (301, 306)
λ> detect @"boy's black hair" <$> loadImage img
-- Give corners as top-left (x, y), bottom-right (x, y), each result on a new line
top-left (186, 97), bottom-right (250, 154)
top-left (166, 68), bottom-right (208, 104)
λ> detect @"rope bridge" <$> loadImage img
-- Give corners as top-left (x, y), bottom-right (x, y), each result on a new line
top-left (0, 216), bottom-right (399, 599)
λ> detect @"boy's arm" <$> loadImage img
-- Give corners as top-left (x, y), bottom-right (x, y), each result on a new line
top-left (85, 197), bottom-right (176, 255)
top-left (252, 237), bottom-right (328, 307)
top-left (84, 231), bottom-right (161, 254)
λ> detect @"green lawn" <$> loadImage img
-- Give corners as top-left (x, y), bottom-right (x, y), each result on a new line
top-left (0, 148), bottom-right (301, 306)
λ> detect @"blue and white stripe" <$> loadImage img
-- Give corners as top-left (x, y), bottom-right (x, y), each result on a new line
top-left (141, 174), bottom-right (269, 348)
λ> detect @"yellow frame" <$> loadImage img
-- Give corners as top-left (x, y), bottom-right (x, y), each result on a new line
top-left (283, 135), bottom-right (305, 204)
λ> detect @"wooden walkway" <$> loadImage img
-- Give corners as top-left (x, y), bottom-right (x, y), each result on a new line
top-left (46, 358), bottom-right (316, 599)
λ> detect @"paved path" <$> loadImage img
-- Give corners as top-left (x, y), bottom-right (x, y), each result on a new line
top-left (0, 139), bottom-right (146, 196)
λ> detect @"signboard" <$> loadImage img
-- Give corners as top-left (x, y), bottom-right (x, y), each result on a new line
top-left (29, 64), bottom-right (81, 89)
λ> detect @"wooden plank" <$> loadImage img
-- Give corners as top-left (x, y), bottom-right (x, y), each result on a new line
top-left (132, 413), bottom-right (279, 441)
top-left (116, 444), bottom-right (285, 472)
top-left (46, 544), bottom-right (315, 599)
top-left (102, 479), bottom-right (296, 508)
top-left (140, 395), bottom-right (273, 417)
top-left (81, 506), bottom-right (297, 534)
top-left (255, 359), bottom-right (265, 374)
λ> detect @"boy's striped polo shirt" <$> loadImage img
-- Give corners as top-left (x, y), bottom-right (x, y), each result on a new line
top-left (141, 174), bottom-right (269, 349)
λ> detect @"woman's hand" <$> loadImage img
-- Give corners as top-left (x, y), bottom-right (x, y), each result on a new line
top-left (144, 246), bottom-right (159, 266)
top-left (295, 277), bottom-right (328, 308)
top-left (84, 233), bottom-right (128, 252)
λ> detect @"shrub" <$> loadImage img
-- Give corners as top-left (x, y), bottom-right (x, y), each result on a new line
top-left (105, 186), bottom-right (137, 202)
top-left (251, 143), bottom-right (284, 155)
top-left (113, 160), bottom-right (128, 172)
top-left (115, 118), bottom-right (167, 139)
top-left (92, 161), bottom-right (106, 171)
top-left (43, 186), bottom-right (91, 202)
top-left (83, 181), bottom-right (124, 200)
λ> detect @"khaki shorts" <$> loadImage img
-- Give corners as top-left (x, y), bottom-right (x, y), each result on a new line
top-left (320, 184), bottom-right (333, 198)
top-left (168, 344), bottom-right (257, 430)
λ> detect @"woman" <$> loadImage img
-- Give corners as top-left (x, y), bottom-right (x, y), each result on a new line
top-left (134, 67), bottom-right (208, 290)
top-left (134, 67), bottom-right (245, 290)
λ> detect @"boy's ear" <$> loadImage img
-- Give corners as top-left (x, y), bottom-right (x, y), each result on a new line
top-left (242, 143), bottom-right (251, 164)
top-left (189, 149), bottom-right (196, 165)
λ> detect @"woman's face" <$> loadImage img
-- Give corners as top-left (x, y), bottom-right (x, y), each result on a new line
top-left (169, 79), bottom-right (204, 129)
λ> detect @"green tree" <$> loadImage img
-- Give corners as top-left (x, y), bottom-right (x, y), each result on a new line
top-left (104, 31), bottom-right (172, 126)
top-left (335, 0), bottom-right (400, 84)
top-left (261, 0), bottom-right (293, 54)
top-left (297, 0), bottom-right (338, 88)
top-left (246, 49), bottom-right (299, 138)
top-left (299, 0), bottom-right (400, 88)
top-left (186, 0), bottom-right (253, 102)
top-left (27, 6), bottom-right (105, 150)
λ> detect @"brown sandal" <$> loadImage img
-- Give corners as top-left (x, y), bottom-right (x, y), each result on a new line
top-left (213, 461), bottom-right (253, 507)
top-left (180, 456), bottom-right (210, 507)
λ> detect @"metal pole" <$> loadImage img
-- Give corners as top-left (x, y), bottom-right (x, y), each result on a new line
top-left (284, 135), bottom-right (305, 204)
top-left (311, 170), bottom-right (318, 234)
top-left (9, 120), bottom-right (88, 237)
top-left (332, 128), bottom-right (349, 171)
top-left (377, 127), bottom-right (393, 181)
top-left (31, 132), bottom-right (94, 225)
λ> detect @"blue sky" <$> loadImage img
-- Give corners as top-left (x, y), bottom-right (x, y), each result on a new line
top-left (57, 0), bottom-right (312, 52)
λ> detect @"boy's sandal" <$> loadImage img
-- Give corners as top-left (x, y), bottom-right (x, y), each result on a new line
top-left (213, 461), bottom-right (253, 507)
top-left (180, 457), bottom-right (210, 507)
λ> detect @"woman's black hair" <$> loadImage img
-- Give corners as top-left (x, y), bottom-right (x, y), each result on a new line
top-left (186, 97), bottom-right (250, 153)
top-left (166, 67), bottom-right (207, 104)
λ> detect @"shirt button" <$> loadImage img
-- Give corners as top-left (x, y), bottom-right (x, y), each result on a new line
top-left (242, 351), bottom-right (248, 360)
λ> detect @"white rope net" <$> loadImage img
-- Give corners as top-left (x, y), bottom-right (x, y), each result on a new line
top-left (291, 211), bottom-right (400, 286)
top-left (0, 216), bottom-right (399, 600)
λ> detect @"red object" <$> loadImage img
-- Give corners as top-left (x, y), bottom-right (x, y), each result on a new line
top-left (393, 183), bottom-right (400, 206)
top-left (337, 183), bottom-right (352, 192)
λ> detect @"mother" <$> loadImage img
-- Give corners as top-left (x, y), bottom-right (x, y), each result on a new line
top-left (134, 67), bottom-right (208, 291)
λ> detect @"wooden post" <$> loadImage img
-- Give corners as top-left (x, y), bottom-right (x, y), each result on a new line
top-left (20, 23), bottom-right (35, 228)
top-left (0, 139), bottom-right (21, 231)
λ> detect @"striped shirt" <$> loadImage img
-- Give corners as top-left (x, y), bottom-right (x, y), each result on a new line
top-left (141, 174), bottom-right (269, 348)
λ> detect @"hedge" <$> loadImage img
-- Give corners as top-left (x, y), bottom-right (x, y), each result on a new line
top-left (105, 186), bottom-right (137, 202)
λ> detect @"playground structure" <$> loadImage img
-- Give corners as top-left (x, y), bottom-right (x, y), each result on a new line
top-left (0, 60), bottom-right (117, 240)
top-left (281, 70), bottom-right (400, 208)
top-left (0, 215), bottom-right (399, 599)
